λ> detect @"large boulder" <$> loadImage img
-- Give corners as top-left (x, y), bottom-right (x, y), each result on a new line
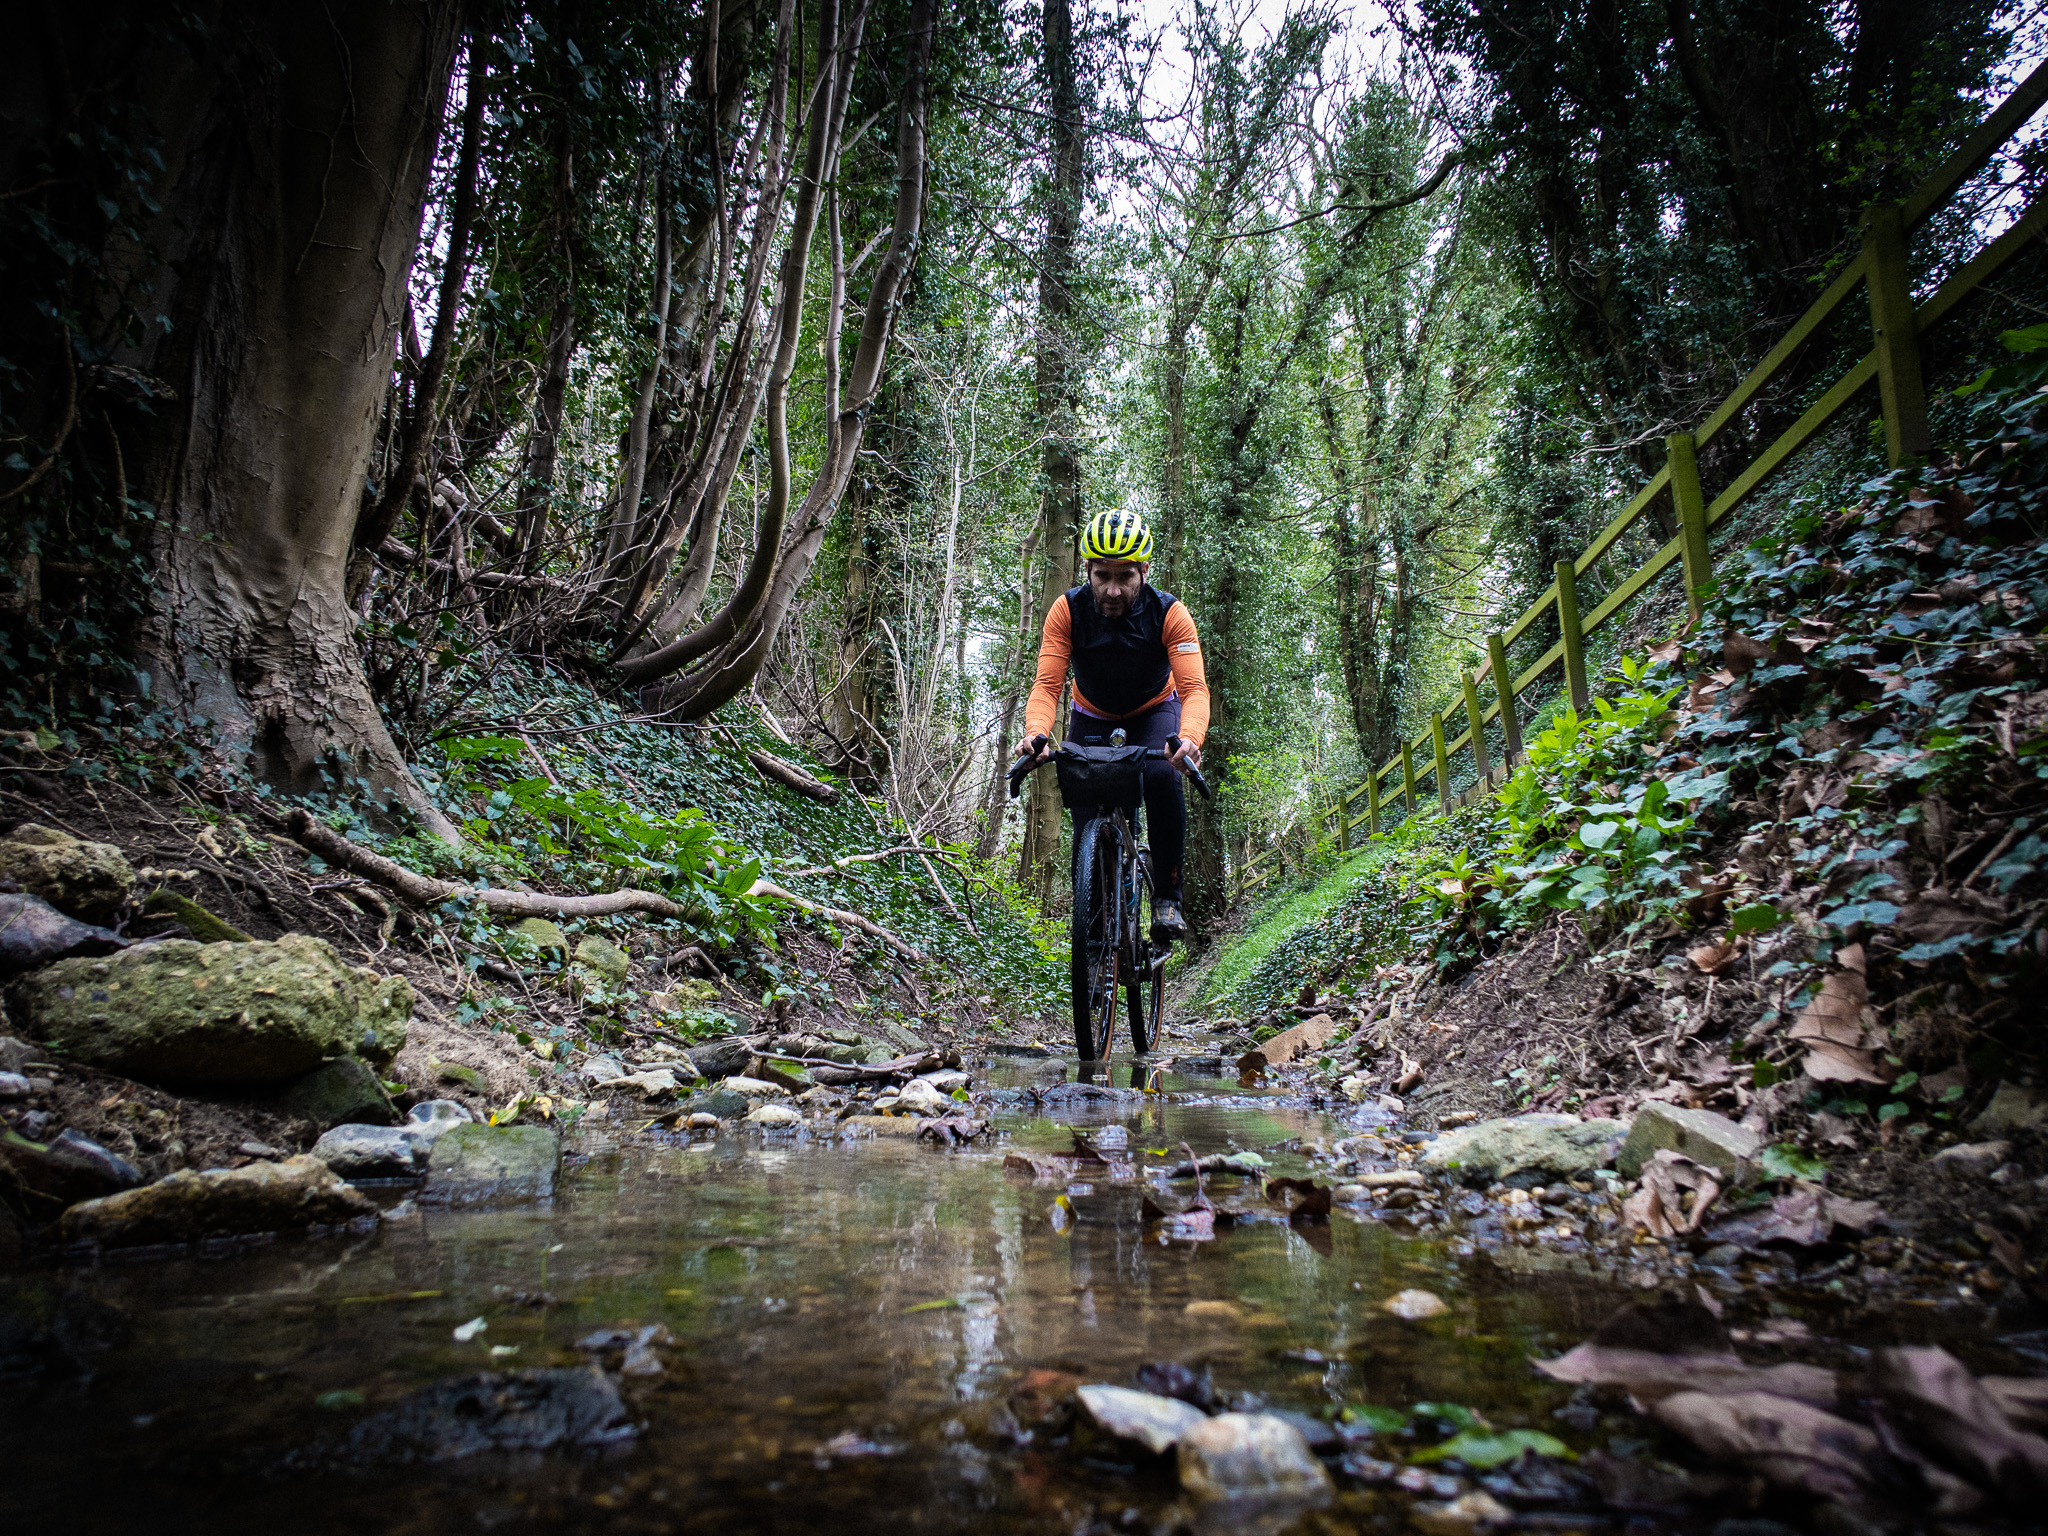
top-left (1617, 1104), bottom-right (1759, 1178)
top-left (420, 1124), bottom-right (559, 1204)
top-left (1418, 1114), bottom-right (1629, 1187)
top-left (0, 893), bottom-right (126, 978)
top-left (0, 824), bottom-right (134, 922)
top-left (15, 934), bottom-right (412, 1084)
top-left (58, 1155), bottom-right (376, 1246)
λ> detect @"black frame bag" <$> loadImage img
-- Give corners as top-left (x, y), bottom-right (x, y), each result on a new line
top-left (1055, 742), bottom-right (1148, 810)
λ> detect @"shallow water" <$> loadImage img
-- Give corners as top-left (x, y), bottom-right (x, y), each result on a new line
top-left (4, 1055), bottom-right (1659, 1533)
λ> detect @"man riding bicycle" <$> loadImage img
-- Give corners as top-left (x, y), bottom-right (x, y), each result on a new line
top-left (1017, 508), bottom-right (1208, 940)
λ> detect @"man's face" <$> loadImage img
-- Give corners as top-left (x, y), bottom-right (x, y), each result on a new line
top-left (1088, 559), bottom-right (1147, 617)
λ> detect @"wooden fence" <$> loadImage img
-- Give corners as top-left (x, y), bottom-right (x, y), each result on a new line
top-left (1232, 61), bottom-right (2048, 904)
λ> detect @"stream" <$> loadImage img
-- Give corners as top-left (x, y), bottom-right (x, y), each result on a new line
top-left (0, 1053), bottom-right (1778, 1532)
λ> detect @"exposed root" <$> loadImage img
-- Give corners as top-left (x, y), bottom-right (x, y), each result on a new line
top-left (745, 878), bottom-right (927, 963)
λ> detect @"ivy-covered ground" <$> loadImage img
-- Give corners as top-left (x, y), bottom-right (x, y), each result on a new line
top-left (1192, 331), bottom-right (2048, 1251)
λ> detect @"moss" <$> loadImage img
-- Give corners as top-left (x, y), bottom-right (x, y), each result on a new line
top-left (143, 888), bottom-right (252, 943)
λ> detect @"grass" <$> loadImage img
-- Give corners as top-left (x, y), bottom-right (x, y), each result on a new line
top-left (1192, 840), bottom-right (1402, 1014)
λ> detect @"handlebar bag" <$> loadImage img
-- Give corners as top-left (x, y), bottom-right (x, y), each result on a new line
top-left (1055, 743), bottom-right (1148, 810)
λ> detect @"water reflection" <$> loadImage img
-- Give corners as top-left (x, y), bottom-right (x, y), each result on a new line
top-left (1, 1060), bottom-right (1621, 1534)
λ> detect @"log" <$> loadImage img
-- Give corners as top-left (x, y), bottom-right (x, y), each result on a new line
top-left (747, 748), bottom-right (839, 804)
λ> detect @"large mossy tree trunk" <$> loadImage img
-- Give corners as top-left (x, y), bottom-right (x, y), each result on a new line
top-left (22, 2), bottom-right (463, 829)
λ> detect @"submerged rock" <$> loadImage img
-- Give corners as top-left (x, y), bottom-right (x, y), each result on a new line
top-left (1418, 1114), bottom-right (1628, 1186)
top-left (1617, 1104), bottom-right (1759, 1178)
top-left (59, 1155), bottom-right (376, 1246)
top-left (285, 1056), bottom-right (398, 1129)
top-left (19, 935), bottom-right (412, 1084)
top-left (0, 824), bottom-right (134, 922)
top-left (342, 1367), bottom-right (637, 1462)
top-left (1176, 1412), bottom-right (1335, 1503)
top-left (420, 1125), bottom-right (559, 1204)
top-left (0, 893), bottom-right (126, 978)
top-left (1076, 1384), bottom-right (1207, 1453)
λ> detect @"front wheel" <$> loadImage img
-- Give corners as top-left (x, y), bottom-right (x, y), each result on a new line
top-left (1070, 818), bottom-right (1121, 1060)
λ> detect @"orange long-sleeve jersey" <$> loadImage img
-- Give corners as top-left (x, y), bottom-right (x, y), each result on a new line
top-left (1025, 587), bottom-right (1210, 746)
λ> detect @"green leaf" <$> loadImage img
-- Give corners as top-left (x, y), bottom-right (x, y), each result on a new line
top-left (1411, 1402), bottom-right (1481, 1432)
top-left (1411, 1428), bottom-right (1573, 1468)
top-left (1729, 902), bottom-right (1783, 936)
top-left (1877, 1101), bottom-right (1910, 1122)
top-left (1759, 1143), bottom-right (1826, 1181)
top-left (1341, 1404), bottom-right (1410, 1434)
top-left (2000, 322), bottom-right (2048, 353)
top-left (1577, 821), bottom-right (1621, 850)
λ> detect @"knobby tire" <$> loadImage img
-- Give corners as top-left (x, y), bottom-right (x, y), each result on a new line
top-left (1070, 817), bottom-right (1120, 1060)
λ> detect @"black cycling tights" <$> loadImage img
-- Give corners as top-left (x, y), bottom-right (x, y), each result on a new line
top-left (1068, 698), bottom-right (1186, 903)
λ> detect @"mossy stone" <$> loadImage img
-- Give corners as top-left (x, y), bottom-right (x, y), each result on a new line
top-left (572, 936), bottom-right (629, 988)
top-left (421, 1124), bottom-right (560, 1204)
top-left (0, 824), bottom-right (134, 923)
top-left (509, 917), bottom-right (569, 957)
top-left (285, 1056), bottom-right (398, 1129)
top-left (16, 934), bottom-right (411, 1085)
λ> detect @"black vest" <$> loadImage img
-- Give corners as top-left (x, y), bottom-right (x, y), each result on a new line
top-left (1064, 582), bottom-right (1178, 718)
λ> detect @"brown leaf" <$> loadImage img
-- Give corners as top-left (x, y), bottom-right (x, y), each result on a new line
top-left (1871, 1346), bottom-right (2048, 1501)
top-left (1648, 639), bottom-right (1683, 665)
top-left (1536, 1302), bottom-right (1838, 1407)
top-left (1648, 1390), bottom-right (1880, 1505)
top-left (1982, 1377), bottom-right (2048, 1435)
top-left (1791, 966), bottom-right (1886, 1084)
top-left (1622, 1150), bottom-right (1723, 1237)
top-left (1688, 941), bottom-right (1742, 976)
top-left (1897, 889), bottom-right (2008, 948)
top-left (1708, 1188), bottom-right (1887, 1251)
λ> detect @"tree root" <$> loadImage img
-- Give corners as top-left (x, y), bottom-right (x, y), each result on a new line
top-left (285, 810), bottom-right (928, 962)
top-left (286, 809), bottom-right (689, 919)
top-left (745, 878), bottom-right (926, 962)
top-left (747, 748), bottom-right (839, 804)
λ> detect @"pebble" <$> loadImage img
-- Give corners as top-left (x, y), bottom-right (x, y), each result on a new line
top-left (1931, 1140), bottom-right (2011, 1176)
top-left (721, 1076), bottom-right (784, 1099)
top-left (1176, 1412), bottom-right (1335, 1503)
top-left (0, 1072), bottom-right (29, 1099)
top-left (1383, 1289), bottom-right (1449, 1320)
top-left (1410, 1491), bottom-right (1513, 1534)
top-left (1075, 1384), bottom-right (1206, 1453)
top-left (686, 1113), bottom-right (720, 1131)
top-left (747, 1104), bottom-right (801, 1128)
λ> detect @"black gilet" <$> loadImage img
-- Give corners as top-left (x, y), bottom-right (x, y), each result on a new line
top-left (1063, 582), bottom-right (1179, 718)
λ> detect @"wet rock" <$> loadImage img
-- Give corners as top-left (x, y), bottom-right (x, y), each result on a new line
top-left (508, 917), bottom-right (568, 957)
top-left (1418, 1114), bottom-right (1628, 1187)
top-left (918, 1069), bottom-right (971, 1094)
top-left (0, 1035), bottom-right (32, 1073)
top-left (722, 1075), bottom-right (784, 1099)
top-left (747, 1103), bottom-right (801, 1128)
top-left (1358, 1170), bottom-right (1428, 1189)
top-left (0, 1127), bottom-right (144, 1217)
top-left (577, 1053), bottom-right (627, 1085)
top-left (19, 935), bottom-right (412, 1084)
top-left (312, 1124), bottom-right (421, 1179)
top-left (1384, 1289), bottom-right (1449, 1320)
top-left (681, 1088), bottom-right (751, 1120)
top-left (572, 935), bottom-right (629, 989)
top-left (1333, 1183), bottom-right (1368, 1204)
top-left (0, 893), bottom-right (126, 978)
top-left (1134, 1361), bottom-right (1217, 1410)
top-left (403, 1099), bottom-right (475, 1147)
top-left (420, 1125), bottom-right (559, 1204)
top-left (285, 1055), bottom-right (398, 1129)
top-left (595, 1068), bottom-right (681, 1100)
top-left (1931, 1140), bottom-right (2011, 1176)
top-left (688, 1038), bottom-right (753, 1080)
top-left (1618, 1104), bottom-right (1759, 1178)
top-left (0, 824), bottom-right (134, 922)
top-left (896, 1078), bottom-right (952, 1116)
top-left (686, 1112), bottom-right (719, 1131)
top-left (59, 1155), bottom-right (375, 1245)
top-left (1176, 1412), bottom-right (1335, 1503)
top-left (1076, 1384), bottom-right (1207, 1453)
top-left (342, 1367), bottom-right (637, 1463)
top-left (1410, 1492), bottom-right (1513, 1534)
top-left (839, 1115), bottom-right (927, 1137)
top-left (0, 1072), bottom-right (27, 1099)
top-left (1973, 1083), bottom-right (2047, 1138)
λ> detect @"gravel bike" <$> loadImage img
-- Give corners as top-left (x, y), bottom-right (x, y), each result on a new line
top-left (1010, 734), bottom-right (1213, 1060)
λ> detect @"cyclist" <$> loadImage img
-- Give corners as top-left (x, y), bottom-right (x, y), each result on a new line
top-left (1017, 508), bottom-right (1208, 939)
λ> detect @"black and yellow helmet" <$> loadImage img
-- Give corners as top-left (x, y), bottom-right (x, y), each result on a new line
top-left (1079, 508), bottom-right (1153, 563)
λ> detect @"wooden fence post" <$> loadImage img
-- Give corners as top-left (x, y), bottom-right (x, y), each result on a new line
top-left (1460, 670), bottom-right (1492, 783)
top-left (1431, 712), bottom-right (1452, 815)
top-left (1367, 767), bottom-right (1381, 837)
top-left (1401, 739), bottom-right (1418, 815)
top-left (1486, 633), bottom-right (1523, 765)
top-left (1861, 201), bottom-right (1931, 467)
top-left (1667, 431), bottom-right (1713, 617)
top-left (1555, 560), bottom-right (1590, 714)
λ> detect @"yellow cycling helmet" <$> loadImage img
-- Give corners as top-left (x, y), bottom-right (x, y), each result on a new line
top-left (1079, 508), bottom-right (1153, 563)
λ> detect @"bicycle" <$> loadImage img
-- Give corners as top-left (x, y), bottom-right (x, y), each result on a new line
top-left (1009, 734), bottom-right (1213, 1061)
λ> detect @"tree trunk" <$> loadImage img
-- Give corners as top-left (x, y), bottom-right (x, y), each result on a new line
top-left (116, 0), bottom-right (462, 833)
top-left (1017, 0), bottom-right (1087, 909)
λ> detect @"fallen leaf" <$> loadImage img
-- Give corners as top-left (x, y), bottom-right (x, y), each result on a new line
top-left (1791, 967), bottom-right (1886, 1084)
top-left (1622, 1150), bottom-right (1722, 1237)
top-left (1648, 1390), bottom-right (1879, 1505)
top-left (1707, 1187), bottom-right (1886, 1250)
top-left (1535, 1301), bottom-right (1839, 1407)
top-left (1871, 1346), bottom-right (2048, 1502)
top-left (1687, 941), bottom-right (1742, 976)
top-left (1410, 1428), bottom-right (1573, 1468)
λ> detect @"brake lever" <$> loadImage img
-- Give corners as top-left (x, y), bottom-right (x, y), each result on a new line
top-left (1165, 736), bottom-right (1215, 802)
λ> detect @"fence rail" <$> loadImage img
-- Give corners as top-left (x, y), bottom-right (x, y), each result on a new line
top-left (1232, 60), bottom-right (2048, 904)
